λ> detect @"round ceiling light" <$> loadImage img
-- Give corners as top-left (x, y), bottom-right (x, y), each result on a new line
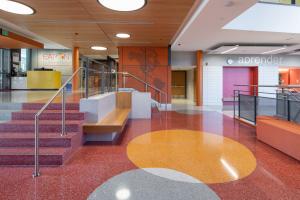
top-left (116, 33), bottom-right (130, 39)
top-left (91, 46), bottom-right (107, 51)
top-left (0, 0), bottom-right (35, 15)
top-left (97, 0), bottom-right (146, 11)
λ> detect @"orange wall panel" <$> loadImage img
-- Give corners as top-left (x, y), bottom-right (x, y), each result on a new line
top-left (118, 46), bottom-right (171, 103)
top-left (146, 47), bottom-right (169, 66)
top-left (289, 69), bottom-right (300, 84)
top-left (122, 47), bottom-right (146, 66)
top-left (124, 66), bottom-right (146, 92)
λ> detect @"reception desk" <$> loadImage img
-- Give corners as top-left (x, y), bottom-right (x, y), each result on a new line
top-left (27, 71), bottom-right (62, 89)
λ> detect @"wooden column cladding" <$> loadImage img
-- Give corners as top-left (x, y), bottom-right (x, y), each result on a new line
top-left (72, 47), bottom-right (80, 91)
top-left (0, 29), bottom-right (43, 49)
top-left (196, 51), bottom-right (203, 106)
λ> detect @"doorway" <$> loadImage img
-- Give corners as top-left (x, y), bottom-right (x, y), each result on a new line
top-left (172, 71), bottom-right (187, 99)
top-left (223, 66), bottom-right (258, 105)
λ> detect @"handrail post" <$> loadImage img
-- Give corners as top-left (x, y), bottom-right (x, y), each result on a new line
top-left (233, 90), bottom-right (236, 118)
top-left (159, 92), bottom-right (162, 109)
top-left (165, 94), bottom-right (167, 111)
top-left (61, 87), bottom-right (66, 136)
top-left (123, 73), bottom-right (126, 88)
top-left (287, 94), bottom-right (291, 121)
top-left (238, 90), bottom-right (241, 119)
top-left (85, 67), bottom-right (89, 98)
top-left (33, 115), bottom-right (40, 177)
top-left (254, 95), bottom-right (257, 124)
top-left (116, 72), bottom-right (118, 92)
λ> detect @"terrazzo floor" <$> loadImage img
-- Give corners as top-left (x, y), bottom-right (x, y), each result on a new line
top-left (0, 105), bottom-right (299, 199)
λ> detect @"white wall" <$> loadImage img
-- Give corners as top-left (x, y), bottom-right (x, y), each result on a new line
top-left (31, 49), bottom-right (72, 82)
top-left (186, 69), bottom-right (195, 103)
top-left (202, 65), bottom-right (279, 106)
top-left (258, 66), bottom-right (279, 98)
top-left (203, 66), bottom-right (223, 106)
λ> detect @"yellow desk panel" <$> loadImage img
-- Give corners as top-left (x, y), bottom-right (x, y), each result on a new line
top-left (27, 71), bottom-right (62, 89)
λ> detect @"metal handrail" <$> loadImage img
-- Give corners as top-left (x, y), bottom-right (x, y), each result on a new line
top-left (33, 67), bottom-right (86, 177)
top-left (33, 66), bottom-right (108, 177)
top-left (121, 72), bottom-right (168, 110)
top-left (33, 66), bottom-right (168, 177)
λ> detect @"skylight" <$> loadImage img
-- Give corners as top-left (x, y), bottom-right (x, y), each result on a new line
top-left (260, 0), bottom-right (300, 6)
top-left (223, 2), bottom-right (300, 34)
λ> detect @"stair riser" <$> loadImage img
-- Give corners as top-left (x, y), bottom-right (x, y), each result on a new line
top-left (22, 104), bottom-right (79, 111)
top-left (0, 138), bottom-right (72, 147)
top-left (0, 124), bottom-right (80, 133)
top-left (0, 155), bottom-right (63, 166)
top-left (12, 113), bottom-right (84, 120)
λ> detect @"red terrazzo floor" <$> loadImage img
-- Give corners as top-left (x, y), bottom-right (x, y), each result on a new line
top-left (0, 111), bottom-right (299, 200)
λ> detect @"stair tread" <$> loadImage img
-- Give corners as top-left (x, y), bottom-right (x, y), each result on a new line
top-left (0, 132), bottom-right (77, 139)
top-left (0, 147), bottom-right (70, 155)
top-left (14, 110), bottom-right (82, 114)
top-left (2, 120), bottom-right (83, 124)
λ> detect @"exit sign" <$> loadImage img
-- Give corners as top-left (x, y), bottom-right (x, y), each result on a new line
top-left (1, 29), bottom-right (9, 36)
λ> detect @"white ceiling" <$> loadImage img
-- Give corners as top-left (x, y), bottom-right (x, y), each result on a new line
top-left (209, 45), bottom-right (289, 55)
top-left (224, 3), bottom-right (300, 34)
top-left (171, 0), bottom-right (300, 55)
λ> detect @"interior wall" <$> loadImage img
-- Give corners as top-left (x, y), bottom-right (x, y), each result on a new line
top-left (31, 49), bottom-right (72, 82)
top-left (279, 68), bottom-right (300, 85)
top-left (258, 66), bottom-right (279, 98)
top-left (203, 65), bottom-right (278, 105)
top-left (118, 47), bottom-right (171, 102)
top-left (186, 69), bottom-right (195, 103)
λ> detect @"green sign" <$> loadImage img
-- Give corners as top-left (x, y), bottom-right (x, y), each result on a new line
top-left (1, 29), bottom-right (9, 36)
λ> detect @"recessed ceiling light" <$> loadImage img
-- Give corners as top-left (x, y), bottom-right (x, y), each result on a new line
top-left (261, 47), bottom-right (286, 54)
top-left (97, 0), bottom-right (147, 11)
top-left (91, 46), bottom-right (107, 51)
top-left (221, 45), bottom-right (239, 54)
top-left (0, 0), bottom-right (35, 15)
top-left (116, 33), bottom-right (131, 39)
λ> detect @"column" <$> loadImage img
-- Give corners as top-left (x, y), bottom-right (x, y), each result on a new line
top-left (72, 47), bottom-right (80, 92)
top-left (196, 50), bottom-right (203, 106)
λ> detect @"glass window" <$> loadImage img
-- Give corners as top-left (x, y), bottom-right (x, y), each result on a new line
top-left (20, 49), bottom-right (31, 73)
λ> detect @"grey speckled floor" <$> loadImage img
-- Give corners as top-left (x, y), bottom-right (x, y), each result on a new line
top-left (88, 168), bottom-right (220, 200)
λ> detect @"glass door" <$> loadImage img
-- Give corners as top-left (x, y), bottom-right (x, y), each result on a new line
top-left (0, 49), bottom-right (11, 90)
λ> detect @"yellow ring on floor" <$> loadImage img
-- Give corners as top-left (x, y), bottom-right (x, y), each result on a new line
top-left (127, 130), bottom-right (257, 184)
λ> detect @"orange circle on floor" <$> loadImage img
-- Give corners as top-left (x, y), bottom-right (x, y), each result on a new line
top-left (127, 130), bottom-right (257, 184)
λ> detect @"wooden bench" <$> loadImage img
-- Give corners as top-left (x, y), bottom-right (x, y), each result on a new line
top-left (83, 92), bottom-right (131, 138)
top-left (83, 109), bottom-right (130, 134)
top-left (256, 116), bottom-right (300, 161)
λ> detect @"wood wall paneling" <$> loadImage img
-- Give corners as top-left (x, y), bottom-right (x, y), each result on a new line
top-left (118, 46), bottom-right (171, 102)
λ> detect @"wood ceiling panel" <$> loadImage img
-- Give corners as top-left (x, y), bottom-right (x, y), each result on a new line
top-left (0, 0), bottom-right (196, 57)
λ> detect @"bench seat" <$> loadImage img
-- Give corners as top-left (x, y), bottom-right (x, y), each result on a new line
top-left (256, 116), bottom-right (300, 161)
top-left (83, 109), bottom-right (131, 134)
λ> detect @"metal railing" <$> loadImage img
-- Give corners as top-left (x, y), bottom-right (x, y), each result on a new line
top-left (33, 65), bottom-right (168, 177)
top-left (233, 84), bottom-right (300, 125)
top-left (120, 72), bottom-right (168, 110)
top-left (33, 66), bottom-right (87, 177)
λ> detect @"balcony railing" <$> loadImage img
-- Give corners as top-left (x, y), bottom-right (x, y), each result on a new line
top-left (233, 85), bottom-right (300, 125)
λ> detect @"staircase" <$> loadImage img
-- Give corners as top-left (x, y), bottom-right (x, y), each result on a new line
top-left (0, 102), bottom-right (84, 166)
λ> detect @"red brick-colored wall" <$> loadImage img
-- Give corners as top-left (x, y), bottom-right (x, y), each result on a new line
top-left (118, 47), bottom-right (171, 103)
